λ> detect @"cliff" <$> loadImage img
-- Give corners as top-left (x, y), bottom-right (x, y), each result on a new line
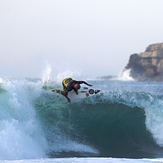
top-left (124, 43), bottom-right (163, 81)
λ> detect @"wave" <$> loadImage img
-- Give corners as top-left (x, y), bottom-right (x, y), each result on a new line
top-left (116, 69), bottom-right (135, 81)
top-left (0, 78), bottom-right (163, 160)
top-left (36, 90), bottom-right (163, 158)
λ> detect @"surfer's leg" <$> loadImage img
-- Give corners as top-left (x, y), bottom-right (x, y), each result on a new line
top-left (55, 89), bottom-right (64, 95)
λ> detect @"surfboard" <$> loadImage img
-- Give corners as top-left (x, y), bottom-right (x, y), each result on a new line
top-left (51, 87), bottom-right (100, 99)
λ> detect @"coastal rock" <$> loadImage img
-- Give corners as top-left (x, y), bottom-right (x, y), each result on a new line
top-left (124, 43), bottom-right (163, 81)
top-left (97, 75), bottom-right (117, 80)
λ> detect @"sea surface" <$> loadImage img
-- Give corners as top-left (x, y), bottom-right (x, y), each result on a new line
top-left (1, 77), bottom-right (163, 163)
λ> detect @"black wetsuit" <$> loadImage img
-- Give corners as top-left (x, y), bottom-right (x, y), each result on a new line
top-left (65, 80), bottom-right (83, 93)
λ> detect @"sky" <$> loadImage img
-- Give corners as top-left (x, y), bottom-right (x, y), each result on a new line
top-left (0, 0), bottom-right (163, 79)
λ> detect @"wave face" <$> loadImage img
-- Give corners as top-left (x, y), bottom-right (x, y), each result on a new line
top-left (1, 79), bottom-right (163, 160)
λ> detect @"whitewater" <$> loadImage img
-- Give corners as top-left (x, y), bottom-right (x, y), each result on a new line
top-left (1, 76), bottom-right (163, 162)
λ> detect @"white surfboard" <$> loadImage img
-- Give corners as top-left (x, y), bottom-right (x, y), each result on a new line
top-left (52, 87), bottom-right (100, 99)
top-left (68, 87), bottom-right (101, 99)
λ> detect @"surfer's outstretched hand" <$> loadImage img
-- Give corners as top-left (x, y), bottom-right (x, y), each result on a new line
top-left (82, 81), bottom-right (93, 87)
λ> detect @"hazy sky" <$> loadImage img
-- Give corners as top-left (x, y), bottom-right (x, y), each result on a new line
top-left (0, 0), bottom-right (163, 79)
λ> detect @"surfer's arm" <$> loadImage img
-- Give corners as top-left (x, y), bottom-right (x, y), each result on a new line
top-left (81, 81), bottom-right (93, 87)
top-left (74, 89), bottom-right (78, 95)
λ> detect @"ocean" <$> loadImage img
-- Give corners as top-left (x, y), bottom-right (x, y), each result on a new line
top-left (1, 77), bottom-right (163, 163)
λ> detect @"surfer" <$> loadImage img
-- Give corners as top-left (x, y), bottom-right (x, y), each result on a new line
top-left (55, 77), bottom-right (93, 103)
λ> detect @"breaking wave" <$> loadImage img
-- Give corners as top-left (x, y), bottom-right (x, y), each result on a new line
top-left (0, 78), bottom-right (163, 160)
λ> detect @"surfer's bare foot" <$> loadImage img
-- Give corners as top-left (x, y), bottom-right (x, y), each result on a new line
top-left (56, 90), bottom-right (59, 93)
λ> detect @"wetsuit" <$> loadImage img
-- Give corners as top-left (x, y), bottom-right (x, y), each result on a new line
top-left (62, 78), bottom-right (83, 93)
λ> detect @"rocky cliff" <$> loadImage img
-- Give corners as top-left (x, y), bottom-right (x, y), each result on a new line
top-left (124, 43), bottom-right (163, 81)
